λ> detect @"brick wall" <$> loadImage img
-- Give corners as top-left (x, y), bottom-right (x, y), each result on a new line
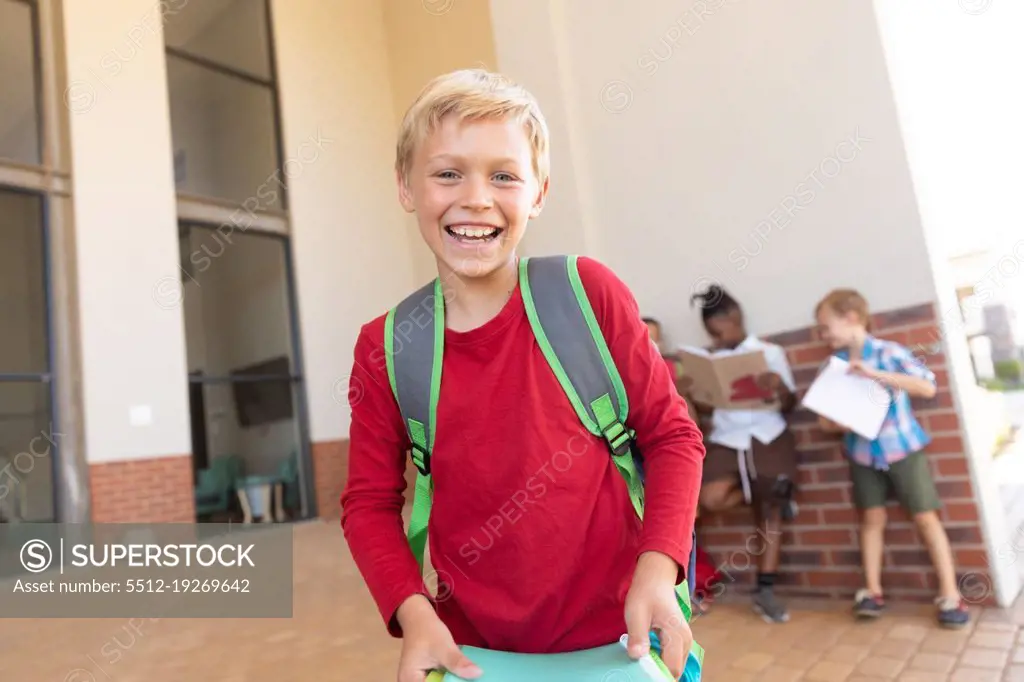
top-left (697, 302), bottom-right (995, 605)
top-left (88, 454), bottom-right (195, 523)
top-left (311, 439), bottom-right (349, 519)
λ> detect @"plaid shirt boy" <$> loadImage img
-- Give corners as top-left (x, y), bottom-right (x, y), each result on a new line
top-left (833, 335), bottom-right (936, 470)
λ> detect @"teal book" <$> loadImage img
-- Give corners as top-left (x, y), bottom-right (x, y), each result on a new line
top-left (426, 641), bottom-right (677, 681)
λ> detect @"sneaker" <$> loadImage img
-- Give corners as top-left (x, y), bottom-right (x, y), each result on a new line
top-left (752, 587), bottom-right (790, 624)
top-left (853, 588), bottom-right (885, 619)
top-left (935, 596), bottom-right (970, 629)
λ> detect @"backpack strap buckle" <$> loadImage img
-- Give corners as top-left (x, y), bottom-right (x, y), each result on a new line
top-left (601, 419), bottom-right (634, 457)
top-left (410, 442), bottom-right (431, 476)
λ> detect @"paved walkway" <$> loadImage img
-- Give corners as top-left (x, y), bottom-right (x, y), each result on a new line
top-left (2, 520), bottom-right (1023, 681)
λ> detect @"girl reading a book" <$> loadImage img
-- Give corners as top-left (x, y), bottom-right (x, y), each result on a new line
top-left (680, 285), bottom-right (799, 624)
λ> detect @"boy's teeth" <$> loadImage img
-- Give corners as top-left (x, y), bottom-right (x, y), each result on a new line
top-left (452, 226), bottom-right (496, 238)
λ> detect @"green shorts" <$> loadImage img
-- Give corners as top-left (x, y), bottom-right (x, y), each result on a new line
top-left (849, 451), bottom-right (941, 515)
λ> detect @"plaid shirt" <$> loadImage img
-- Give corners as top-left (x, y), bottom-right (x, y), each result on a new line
top-left (833, 335), bottom-right (935, 470)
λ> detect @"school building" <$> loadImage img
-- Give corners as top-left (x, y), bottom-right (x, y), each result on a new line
top-left (2, 0), bottom-right (1022, 610)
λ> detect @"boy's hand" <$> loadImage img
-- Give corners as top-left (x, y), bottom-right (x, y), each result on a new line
top-left (624, 551), bottom-right (692, 680)
top-left (847, 360), bottom-right (880, 380)
top-left (396, 595), bottom-right (482, 682)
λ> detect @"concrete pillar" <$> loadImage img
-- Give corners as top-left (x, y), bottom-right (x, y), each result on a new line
top-left (61, 0), bottom-right (194, 521)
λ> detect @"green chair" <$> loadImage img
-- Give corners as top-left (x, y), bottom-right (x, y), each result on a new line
top-left (276, 451), bottom-right (301, 512)
top-left (194, 455), bottom-right (244, 517)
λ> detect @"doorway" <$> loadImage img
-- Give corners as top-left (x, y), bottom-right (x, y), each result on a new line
top-left (178, 221), bottom-right (314, 524)
top-left (0, 187), bottom-right (57, 523)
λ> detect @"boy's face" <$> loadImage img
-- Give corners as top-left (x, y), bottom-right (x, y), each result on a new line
top-left (816, 307), bottom-right (863, 348)
top-left (398, 116), bottom-right (548, 282)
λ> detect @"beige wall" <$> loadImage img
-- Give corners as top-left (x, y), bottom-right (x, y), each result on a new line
top-left (488, 0), bottom-right (939, 350)
top-left (872, 0), bottom-right (1024, 607)
top-left (270, 0), bottom-right (417, 442)
top-left (62, 0), bottom-right (191, 463)
top-left (383, 0), bottom-right (500, 286)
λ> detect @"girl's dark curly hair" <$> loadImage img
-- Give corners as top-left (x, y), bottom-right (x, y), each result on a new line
top-left (689, 284), bottom-right (741, 322)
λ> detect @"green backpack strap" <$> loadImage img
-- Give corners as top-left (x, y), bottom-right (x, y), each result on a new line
top-left (384, 278), bottom-right (444, 573)
top-left (518, 256), bottom-right (645, 518)
top-left (519, 255), bottom-right (698, 630)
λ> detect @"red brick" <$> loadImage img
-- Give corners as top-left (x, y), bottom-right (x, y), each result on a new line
top-left (699, 530), bottom-right (748, 547)
top-left (889, 549), bottom-right (930, 566)
top-left (954, 548), bottom-right (990, 567)
top-left (89, 455), bottom-right (194, 523)
top-left (791, 344), bottom-right (832, 366)
top-left (799, 486), bottom-right (850, 505)
top-left (925, 435), bottom-right (964, 455)
top-left (906, 325), bottom-right (942, 346)
top-left (886, 527), bottom-right (919, 545)
top-left (781, 550), bottom-right (825, 566)
top-left (872, 304), bottom-right (935, 330)
top-left (882, 330), bottom-right (911, 345)
top-left (942, 502), bottom-right (979, 523)
top-left (934, 369), bottom-right (949, 389)
top-left (934, 455), bottom-right (970, 477)
top-left (799, 529), bottom-right (856, 546)
top-left (821, 507), bottom-right (860, 525)
top-left (806, 570), bottom-right (862, 588)
top-left (798, 444), bottom-right (843, 464)
top-left (797, 468), bottom-right (816, 486)
top-left (312, 438), bottom-right (350, 519)
top-left (886, 504), bottom-right (910, 524)
top-left (946, 525), bottom-right (983, 544)
top-left (829, 550), bottom-right (862, 567)
top-left (881, 571), bottom-right (927, 589)
top-left (813, 464), bottom-right (850, 484)
top-left (927, 412), bottom-right (961, 432)
top-left (935, 480), bottom-right (974, 500)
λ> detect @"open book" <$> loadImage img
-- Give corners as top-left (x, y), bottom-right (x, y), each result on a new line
top-left (677, 345), bottom-right (777, 411)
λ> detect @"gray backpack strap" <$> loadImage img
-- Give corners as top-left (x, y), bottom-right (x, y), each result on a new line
top-left (518, 255), bottom-right (645, 518)
top-left (384, 278), bottom-right (445, 570)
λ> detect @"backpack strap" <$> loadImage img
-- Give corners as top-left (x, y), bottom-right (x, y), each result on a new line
top-left (519, 255), bottom-right (698, 630)
top-left (384, 278), bottom-right (444, 573)
top-left (518, 255), bottom-right (646, 519)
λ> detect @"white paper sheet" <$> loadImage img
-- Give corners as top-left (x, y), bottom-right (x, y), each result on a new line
top-left (801, 356), bottom-right (891, 440)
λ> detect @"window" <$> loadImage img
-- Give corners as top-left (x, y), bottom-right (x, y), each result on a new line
top-left (0, 188), bottom-right (55, 522)
top-left (164, 0), bottom-right (284, 210)
top-left (0, 0), bottom-right (42, 166)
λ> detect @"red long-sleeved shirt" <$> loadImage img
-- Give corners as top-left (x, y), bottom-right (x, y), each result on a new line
top-left (340, 256), bottom-right (705, 654)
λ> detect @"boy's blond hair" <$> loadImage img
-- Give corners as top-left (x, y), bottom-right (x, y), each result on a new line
top-left (395, 68), bottom-right (550, 187)
top-left (815, 288), bottom-right (873, 331)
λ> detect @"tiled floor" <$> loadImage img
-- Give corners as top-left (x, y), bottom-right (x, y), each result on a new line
top-left (2, 520), bottom-right (1023, 681)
